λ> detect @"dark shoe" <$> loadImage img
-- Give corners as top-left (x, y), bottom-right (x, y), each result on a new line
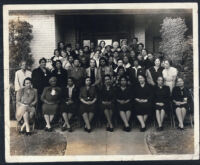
top-left (61, 126), bottom-right (67, 132)
top-left (87, 128), bottom-right (91, 133)
top-left (68, 127), bottom-right (73, 132)
top-left (109, 127), bottom-right (114, 132)
top-left (48, 128), bottom-right (53, 132)
top-left (177, 126), bottom-right (182, 130)
top-left (44, 127), bottom-right (49, 132)
top-left (25, 132), bottom-right (32, 136)
top-left (106, 126), bottom-right (110, 131)
top-left (140, 127), bottom-right (146, 132)
top-left (160, 126), bottom-right (164, 131)
top-left (19, 130), bottom-right (26, 134)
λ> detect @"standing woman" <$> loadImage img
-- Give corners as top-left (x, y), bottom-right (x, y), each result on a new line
top-left (52, 60), bottom-right (68, 88)
top-left (172, 78), bottom-right (190, 130)
top-left (134, 74), bottom-right (153, 132)
top-left (116, 76), bottom-right (133, 132)
top-left (60, 77), bottom-right (79, 132)
top-left (154, 76), bottom-right (170, 131)
top-left (162, 59), bottom-right (178, 93)
top-left (100, 75), bottom-right (115, 132)
top-left (16, 78), bottom-right (37, 135)
top-left (146, 58), bottom-right (163, 86)
top-left (79, 77), bottom-right (97, 133)
top-left (99, 40), bottom-right (106, 55)
top-left (41, 77), bottom-right (62, 131)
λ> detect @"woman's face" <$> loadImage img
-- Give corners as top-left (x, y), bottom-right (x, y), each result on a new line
top-left (138, 75), bottom-right (145, 84)
top-left (155, 59), bottom-right (161, 67)
top-left (21, 62), bottom-right (26, 70)
top-left (50, 78), bottom-right (57, 87)
top-left (94, 51), bottom-right (100, 58)
top-left (106, 46), bottom-right (111, 51)
top-left (141, 49), bottom-right (147, 56)
top-left (100, 59), bottom-right (106, 66)
top-left (117, 60), bottom-right (123, 66)
top-left (134, 60), bottom-right (139, 67)
top-left (90, 60), bottom-right (96, 68)
top-left (120, 78), bottom-right (127, 86)
top-left (113, 52), bottom-right (119, 58)
top-left (133, 39), bottom-right (137, 44)
top-left (56, 61), bottom-right (62, 69)
top-left (79, 50), bottom-right (84, 56)
top-left (164, 61), bottom-right (170, 69)
top-left (118, 68), bottom-right (124, 76)
top-left (113, 42), bottom-right (119, 49)
top-left (40, 60), bottom-right (46, 68)
top-left (130, 51), bottom-right (136, 58)
top-left (138, 45), bottom-right (143, 51)
top-left (137, 54), bottom-right (143, 61)
top-left (100, 41), bottom-right (105, 48)
top-left (108, 57), bottom-right (113, 64)
top-left (55, 50), bottom-right (59, 56)
top-left (85, 78), bottom-right (91, 86)
top-left (122, 46), bottom-right (127, 52)
top-left (68, 56), bottom-right (74, 63)
top-left (157, 77), bottom-right (163, 86)
top-left (177, 78), bottom-right (184, 87)
top-left (148, 54), bottom-right (154, 61)
top-left (66, 47), bottom-right (71, 52)
top-left (104, 76), bottom-right (111, 85)
top-left (24, 80), bottom-right (32, 88)
top-left (67, 79), bottom-right (74, 86)
top-left (59, 43), bottom-right (64, 49)
top-left (84, 47), bottom-right (89, 52)
top-left (121, 40), bottom-right (127, 46)
top-left (61, 51), bottom-right (67, 58)
top-left (74, 60), bottom-right (80, 67)
top-left (123, 56), bottom-right (129, 64)
top-left (75, 43), bottom-right (80, 49)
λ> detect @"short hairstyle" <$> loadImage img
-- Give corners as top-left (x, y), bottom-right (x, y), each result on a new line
top-left (39, 57), bottom-right (47, 64)
top-left (117, 66), bottom-right (125, 73)
top-left (99, 40), bottom-right (106, 46)
top-left (23, 77), bottom-right (32, 86)
top-left (164, 59), bottom-right (173, 66)
top-left (66, 43), bottom-right (72, 48)
top-left (157, 76), bottom-right (164, 81)
top-left (67, 77), bottom-right (75, 83)
top-left (138, 43), bottom-right (144, 48)
top-left (133, 37), bottom-right (138, 42)
top-left (55, 60), bottom-right (62, 65)
top-left (137, 73), bottom-right (146, 80)
top-left (57, 41), bottom-right (65, 48)
top-left (119, 75), bottom-right (128, 83)
top-left (54, 49), bottom-right (59, 55)
top-left (49, 76), bottom-right (57, 83)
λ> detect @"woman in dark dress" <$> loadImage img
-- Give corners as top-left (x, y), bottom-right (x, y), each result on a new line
top-left (134, 74), bottom-right (153, 132)
top-left (154, 76), bottom-right (170, 131)
top-left (51, 60), bottom-right (68, 88)
top-left (146, 58), bottom-right (163, 86)
top-left (79, 77), bottom-right (97, 133)
top-left (60, 77), bottom-right (79, 132)
top-left (100, 75), bottom-right (115, 132)
top-left (172, 78), bottom-right (190, 130)
top-left (116, 76), bottom-right (133, 132)
top-left (41, 77), bottom-right (62, 132)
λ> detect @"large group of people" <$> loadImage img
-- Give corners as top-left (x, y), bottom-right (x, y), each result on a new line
top-left (14, 38), bottom-right (192, 136)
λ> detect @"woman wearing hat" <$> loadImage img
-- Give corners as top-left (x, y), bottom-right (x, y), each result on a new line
top-left (41, 76), bottom-right (62, 132)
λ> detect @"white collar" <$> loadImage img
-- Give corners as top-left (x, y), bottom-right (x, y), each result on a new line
top-left (67, 85), bottom-right (75, 89)
top-left (132, 65), bottom-right (141, 69)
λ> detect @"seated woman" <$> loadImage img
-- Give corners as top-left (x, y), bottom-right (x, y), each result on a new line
top-left (41, 76), bottom-right (62, 132)
top-left (134, 74), bottom-right (153, 132)
top-left (60, 77), bottom-right (79, 132)
top-left (113, 66), bottom-right (130, 87)
top-left (79, 77), bottom-right (97, 133)
top-left (154, 76), bottom-right (170, 131)
top-left (16, 77), bottom-right (37, 136)
top-left (52, 60), bottom-right (68, 88)
top-left (172, 77), bottom-right (190, 130)
top-left (116, 76), bottom-right (133, 132)
top-left (100, 75), bottom-right (115, 132)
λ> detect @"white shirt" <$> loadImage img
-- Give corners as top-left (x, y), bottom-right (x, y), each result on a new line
top-left (132, 65), bottom-right (142, 77)
top-left (14, 69), bottom-right (32, 91)
top-left (67, 85), bottom-right (75, 98)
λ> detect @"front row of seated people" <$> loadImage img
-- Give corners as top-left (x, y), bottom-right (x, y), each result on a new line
top-left (16, 74), bottom-right (191, 135)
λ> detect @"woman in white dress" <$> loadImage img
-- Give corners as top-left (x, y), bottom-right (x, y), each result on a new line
top-left (162, 59), bottom-right (178, 93)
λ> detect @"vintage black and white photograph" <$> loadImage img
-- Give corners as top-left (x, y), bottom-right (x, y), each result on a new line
top-left (3, 3), bottom-right (199, 162)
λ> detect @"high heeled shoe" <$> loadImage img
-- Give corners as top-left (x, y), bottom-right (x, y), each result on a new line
top-left (25, 132), bottom-right (32, 136)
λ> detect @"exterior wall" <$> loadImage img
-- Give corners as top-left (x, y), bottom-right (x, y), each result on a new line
top-left (134, 15), bottom-right (146, 47)
top-left (9, 14), bottom-right (56, 69)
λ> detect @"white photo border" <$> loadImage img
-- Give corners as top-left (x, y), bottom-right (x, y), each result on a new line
top-left (3, 3), bottom-right (199, 162)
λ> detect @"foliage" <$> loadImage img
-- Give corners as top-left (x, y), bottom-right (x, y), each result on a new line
top-left (159, 17), bottom-right (193, 88)
top-left (9, 19), bottom-right (34, 84)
